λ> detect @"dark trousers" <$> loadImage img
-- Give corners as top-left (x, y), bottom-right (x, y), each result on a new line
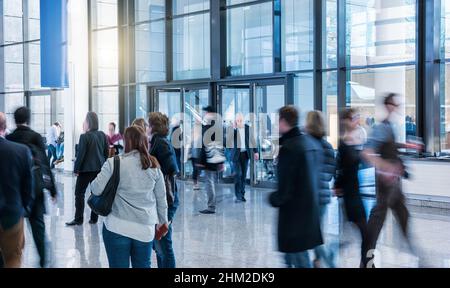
top-left (29, 195), bottom-right (47, 268)
top-left (47, 144), bottom-right (57, 168)
top-left (191, 158), bottom-right (200, 182)
top-left (234, 152), bottom-right (249, 200)
top-left (365, 177), bottom-right (409, 267)
top-left (75, 172), bottom-right (100, 223)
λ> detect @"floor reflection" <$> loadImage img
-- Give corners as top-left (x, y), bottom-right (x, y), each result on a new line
top-left (19, 172), bottom-right (450, 268)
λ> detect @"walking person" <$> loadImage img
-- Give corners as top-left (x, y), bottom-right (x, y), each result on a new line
top-left (46, 122), bottom-right (61, 169)
top-left (148, 112), bottom-right (179, 268)
top-left (361, 93), bottom-right (422, 268)
top-left (0, 112), bottom-right (34, 268)
top-left (334, 108), bottom-right (369, 268)
top-left (269, 106), bottom-right (323, 268)
top-left (305, 111), bottom-right (336, 268)
top-left (199, 106), bottom-right (225, 215)
top-left (88, 126), bottom-right (169, 268)
top-left (6, 107), bottom-right (58, 268)
top-left (190, 120), bottom-right (203, 190)
top-left (227, 113), bottom-right (258, 203)
top-left (66, 112), bottom-right (109, 226)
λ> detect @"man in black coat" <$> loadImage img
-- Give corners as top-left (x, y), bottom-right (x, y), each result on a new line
top-left (6, 107), bottom-right (57, 268)
top-left (269, 106), bottom-right (323, 268)
top-left (0, 112), bottom-right (34, 268)
top-left (226, 113), bottom-right (259, 203)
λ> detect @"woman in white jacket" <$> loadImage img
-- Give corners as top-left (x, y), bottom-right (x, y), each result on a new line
top-left (88, 126), bottom-right (169, 268)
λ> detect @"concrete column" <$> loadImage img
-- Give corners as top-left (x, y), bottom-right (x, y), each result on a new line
top-left (63, 0), bottom-right (89, 172)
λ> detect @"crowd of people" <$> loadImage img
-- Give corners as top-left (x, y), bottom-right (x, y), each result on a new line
top-left (0, 92), bottom-right (423, 268)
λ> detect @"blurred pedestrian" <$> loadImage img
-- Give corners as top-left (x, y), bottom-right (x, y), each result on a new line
top-left (0, 112), bottom-right (34, 268)
top-left (269, 106), bottom-right (323, 268)
top-left (199, 106), bottom-right (225, 214)
top-left (305, 111), bottom-right (336, 268)
top-left (362, 93), bottom-right (421, 268)
top-left (334, 108), bottom-right (369, 268)
top-left (7, 107), bottom-right (58, 268)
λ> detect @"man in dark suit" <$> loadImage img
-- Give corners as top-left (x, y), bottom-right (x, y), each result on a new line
top-left (0, 112), bottom-right (35, 268)
top-left (269, 106), bottom-right (323, 268)
top-left (6, 107), bottom-right (57, 268)
top-left (227, 113), bottom-right (258, 203)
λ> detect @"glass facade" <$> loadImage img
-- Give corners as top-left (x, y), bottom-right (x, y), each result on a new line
top-left (0, 0), bottom-right (60, 134)
top-left (227, 1), bottom-right (273, 76)
top-left (90, 0), bottom-right (120, 132)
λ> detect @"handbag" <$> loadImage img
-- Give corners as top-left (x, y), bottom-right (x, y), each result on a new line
top-left (87, 156), bottom-right (120, 216)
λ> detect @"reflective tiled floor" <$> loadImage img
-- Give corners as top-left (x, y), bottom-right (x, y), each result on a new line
top-left (21, 172), bottom-right (450, 268)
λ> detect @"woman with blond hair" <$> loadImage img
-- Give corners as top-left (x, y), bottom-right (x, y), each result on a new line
top-left (305, 111), bottom-right (336, 268)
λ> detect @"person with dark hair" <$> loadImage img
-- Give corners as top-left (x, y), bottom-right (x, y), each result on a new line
top-left (0, 112), bottom-right (34, 268)
top-left (148, 112), bottom-right (179, 268)
top-left (66, 112), bottom-right (109, 226)
top-left (88, 126), bottom-right (169, 268)
top-left (334, 108), bottom-right (369, 268)
top-left (305, 111), bottom-right (336, 268)
top-left (6, 107), bottom-right (57, 268)
top-left (198, 106), bottom-right (225, 214)
top-left (106, 122), bottom-right (123, 156)
top-left (361, 93), bottom-right (422, 268)
top-left (269, 106), bottom-right (323, 268)
top-left (46, 122), bottom-right (61, 169)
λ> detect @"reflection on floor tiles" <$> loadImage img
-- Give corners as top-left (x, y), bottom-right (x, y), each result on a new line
top-left (21, 172), bottom-right (450, 268)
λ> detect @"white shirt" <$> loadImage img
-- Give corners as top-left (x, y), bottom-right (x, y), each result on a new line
top-left (46, 125), bottom-right (59, 146)
top-left (238, 127), bottom-right (246, 152)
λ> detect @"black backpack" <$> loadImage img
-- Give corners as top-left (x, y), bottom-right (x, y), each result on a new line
top-left (28, 144), bottom-right (56, 197)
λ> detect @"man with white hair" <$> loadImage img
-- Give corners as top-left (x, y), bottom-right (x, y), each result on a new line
top-left (0, 112), bottom-right (34, 268)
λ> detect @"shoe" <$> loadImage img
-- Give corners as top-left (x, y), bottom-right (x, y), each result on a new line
top-left (66, 220), bottom-right (83, 226)
top-left (89, 219), bottom-right (98, 224)
top-left (193, 184), bottom-right (200, 190)
top-left (199, 209), bottom-right (215, 214)
top-left (235, 199), bottom-right (245, 203)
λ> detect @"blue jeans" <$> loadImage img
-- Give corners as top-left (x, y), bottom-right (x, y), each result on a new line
top-left (102, 225), bottom-right (153, 268)
top-left (153, 204), bottom-right (177, 268)
top-left (47, 144), bottom-right (57, 168)
top-left (313, 205), bottom-right (336, 268)
top-left (285, 252), bottom-right (312, 268)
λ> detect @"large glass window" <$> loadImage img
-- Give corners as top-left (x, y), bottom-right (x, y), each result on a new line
top-left (227, 2), bottom-right (273, 76)
top-left (323, 71), bottom-right (338, 148)
top-left (91, 0), bottom-right (120, 131)
top-left (282, 0), bottom-right (314, 71)
top-left (173, 0), bottom-right (209, 15)
top-left (135, 0), bottom-right (165, 23)
top-left (135, 21), bottom-right (166, 83)
top-left (173, 12), bottom-right (210, 80)
top-left (442, 1), bottom-right (450, 152)
top-left (325, 0), bottom-right (337, 69)
top-left (347, 66), bottom-right (416, 143)
top-left (294, 73), bottom-right (314, 127)
top-left (346, 0), bottom-right (416, 67)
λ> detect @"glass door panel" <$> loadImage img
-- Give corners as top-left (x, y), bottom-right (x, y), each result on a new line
top-left (254, 84), bottom-right (285, 186)
top-left (29, 93), bottom-right (51, 136)
top-left (183, 88), bottom-right (209, 178)
top-left (220, 86), bottom-right (251, 180)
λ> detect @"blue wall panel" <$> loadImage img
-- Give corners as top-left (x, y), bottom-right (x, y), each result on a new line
top-left (40, 0), bottom-right (69, 88)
